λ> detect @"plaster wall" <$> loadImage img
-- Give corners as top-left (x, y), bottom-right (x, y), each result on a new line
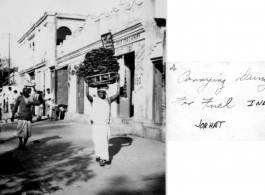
top-left (57, 18), bottom-right (85, 34)
top-left (68, 74), bottom-right (77, 113)
top-left (58, 0), bottom-right (164, 125)
top-left (18, 16), bottom-right (56, 72)
top-left (55, 1), bottom-right (166, 140)
top-left (18, 14), bottom-right (86, 74)
top-left (58, 0), bottom-right (148, 57)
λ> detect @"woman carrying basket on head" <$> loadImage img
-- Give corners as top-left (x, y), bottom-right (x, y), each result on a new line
top-left (86, 74), bottom-right (120, 169)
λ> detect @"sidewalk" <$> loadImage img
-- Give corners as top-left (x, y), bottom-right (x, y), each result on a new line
top-left (0, 119), bottom-right (166, 195)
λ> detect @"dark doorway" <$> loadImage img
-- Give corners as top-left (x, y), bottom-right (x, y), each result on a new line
top-left (118, 52), bottom-right (135, 118)
top-left (153, 61), bottom-right (163, 124)
top-left (57, 67), bottom-right (68, 105)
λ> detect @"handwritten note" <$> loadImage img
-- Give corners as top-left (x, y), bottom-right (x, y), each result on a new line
top-left (168, 62), bottom-right (265, 141)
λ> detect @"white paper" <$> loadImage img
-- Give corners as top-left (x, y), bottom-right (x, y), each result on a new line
top-left (168, 61), bottom-right (265, 141)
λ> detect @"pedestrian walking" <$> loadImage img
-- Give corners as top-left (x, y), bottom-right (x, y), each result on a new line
top-left (28, 87), bottom-right (36, 117)
top-left (44, 88), bottom-right (54, 118)
top-left (40, 91), bottom-right (45, 117)
top-left (11, 87), bottom-right (40, 150)
top-left (3, 93), bottom-right (7, 113)
top-left (0, 88), bottom-right (7, 123)
top-left (86, 74), bottom-right (120, 169)
top-left (36, 90), bottom-right (44, 121)
top-left (6, 87), bottom-right (13, 117)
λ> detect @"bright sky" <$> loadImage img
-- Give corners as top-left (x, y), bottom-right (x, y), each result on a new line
top-left (0, 0), bottom-right (120, 66)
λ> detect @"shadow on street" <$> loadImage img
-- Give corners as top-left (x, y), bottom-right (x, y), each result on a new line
top-left (0, 122), bottom-right (165, 195)
top-left (96, 174), bottom-right (166, 195)
top-left (109, 137), bottom-right (133, 163)
top-left (0, 135), bottom-right (95, 195)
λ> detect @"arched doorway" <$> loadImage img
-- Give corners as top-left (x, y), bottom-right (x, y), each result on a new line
top-left (57, 27), bottom-right (72, 45)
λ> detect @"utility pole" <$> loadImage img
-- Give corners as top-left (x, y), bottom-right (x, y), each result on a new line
top-left (8, 33), bottom-right (10, 85)
top-left (54, 13), bottom-right (58, 104)
top-left (2, 33), bottom-right (16, 86)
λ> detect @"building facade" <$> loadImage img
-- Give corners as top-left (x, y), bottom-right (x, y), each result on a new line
top-left (57, 0), bottom-right (166, 142)
top-left (18, 12), bottom-right (87, 102)
top-left (18, 0), bottom-right (166, 142)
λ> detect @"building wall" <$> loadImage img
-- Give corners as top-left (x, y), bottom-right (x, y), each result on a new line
top-left (57, 0), bottom-right (152, 58)
top-left (34, 66), bottom-right (50, 91)
top-left (57, 18), bottom-right (85, 34)
top-left (57, 17), bottom-right (86, 55)
top-left (46, 15), bottom-right (57, 67)
top-left (68, 74), bottom-right (77, 113)
top-left (18, 15), bottom-right (56, 72)
top-left (18, 13), bottom-right (86, 93)
top-left (58, 0), bottom-right (165, 142)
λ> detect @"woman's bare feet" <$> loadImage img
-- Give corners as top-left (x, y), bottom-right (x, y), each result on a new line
top-left (99, 159), bottom-right (111, 169)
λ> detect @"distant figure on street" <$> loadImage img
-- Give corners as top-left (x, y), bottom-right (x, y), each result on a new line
top-left (27, 86), bottom-right (37, 122)
top-left (45, 88), bottom-right (54, 118)
top-left (86, 74), bottom-right (120, 169)
top-left (6, 87), bottom-right (13, 117)
top-left (11, 88), bottom-right (40, 150)
top-left (0, 88), bottom-right (6, 122)
top-left (40, 91), bottom-right (45, 117)
top-left (0, 88), bottom-right (3, 135)
top-left (36, 90), bottom-right (44, 121)
top-left (3, 93), bottom-right (7, 113)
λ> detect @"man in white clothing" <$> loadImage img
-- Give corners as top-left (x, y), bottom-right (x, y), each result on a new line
top-left (45, 88), bottom-right (54, 118)
top-left (0, 88), bottom-right (3, 113)
top-left (86, 74), bottom-right (120, 169)
top-left (6, 87), bottom-right (13, 117)
top-left (0, 89), bottom-right (7, 123)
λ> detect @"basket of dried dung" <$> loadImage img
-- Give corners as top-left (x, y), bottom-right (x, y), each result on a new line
top-left (75, 47), bottom-right (119, 87)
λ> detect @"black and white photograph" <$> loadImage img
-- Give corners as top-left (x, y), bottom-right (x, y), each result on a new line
top-left (0, 0), bottom-right (166, 194)
top-left (4, 0), bottom-right (265, 194)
